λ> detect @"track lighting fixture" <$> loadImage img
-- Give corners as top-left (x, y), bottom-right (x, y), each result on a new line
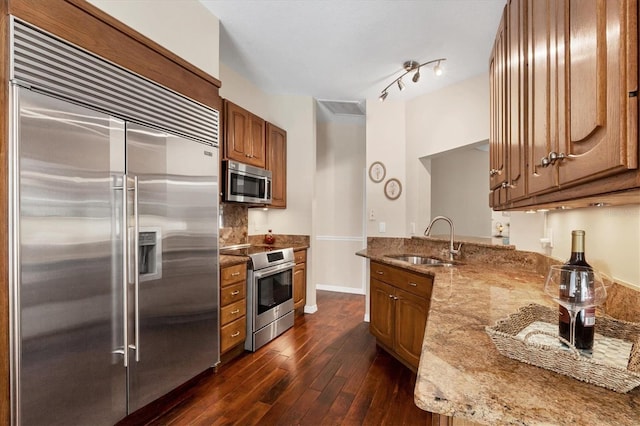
top-left (379, 58), bottom-right (446, 101)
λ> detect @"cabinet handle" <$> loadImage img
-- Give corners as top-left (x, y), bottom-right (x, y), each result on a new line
top-left (231, 309), bottom-right (240, 315)
top-left (409, 282), bottom-right (417, 287)
top-left (231, 331), bottom-right (240, 338)
top-left (376, 271), bottom-right (384, 275)
top-left (501, 182), bottom-right (515, 189)
top-left (231, 271), bottom-right (241, 277)
top-left (231, 290), bottom-right (240, 296)
top-left (393, 296), bottom-right (398, 300)
top-left (388, 294), bottom-right (394, 298)
top-left (489, 168), bottom-right (499, 177)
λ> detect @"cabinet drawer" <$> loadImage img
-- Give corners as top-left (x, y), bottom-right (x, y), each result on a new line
top-left (221, 263), bottom-right (246, 287)
top-left (221, 282), bottom-right (246, 306)
top-left (220, 317), bottom-right (246, 353)
top-left (370, 261), bottom-right (432, 298)
top-left (294, 249), bottom-right (306, 264)
top-left (220, 299), bottom-right (246, 326)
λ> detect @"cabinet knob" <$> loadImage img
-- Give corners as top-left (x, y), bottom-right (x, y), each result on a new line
top-left (540, 156), bottom-right (551, 167)
top-left (393, 296), bottom-right (398, 300)
top-left (489, 168), bottom-right (499, 177)
top-left (231, 331), bottom-right (240, 338)
top-left (376, 271), bottom-right (384, 275)
top-left (388, 294), bottom-right (394, 298)
top-left (231, 290), bottom-right (240, 296)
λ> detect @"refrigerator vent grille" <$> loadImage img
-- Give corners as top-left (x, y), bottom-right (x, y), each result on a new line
top-left (10, 18), bottom-right (219, 147)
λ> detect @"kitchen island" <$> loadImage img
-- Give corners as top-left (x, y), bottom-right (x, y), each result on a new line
top-left (358, 237), bottom-right (640, 425)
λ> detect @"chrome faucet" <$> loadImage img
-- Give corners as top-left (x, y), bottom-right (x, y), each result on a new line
top-left (424, 215), bottom-right (462, 261)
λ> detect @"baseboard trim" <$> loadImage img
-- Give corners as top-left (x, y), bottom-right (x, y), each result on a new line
top-left (316, 284), bottom-right (365, 295)
top-left (304, 304), bottom-right (318, 314)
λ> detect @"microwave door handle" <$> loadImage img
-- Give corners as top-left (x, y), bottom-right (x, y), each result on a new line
top-left (265, 177), bottom-right (271, 202)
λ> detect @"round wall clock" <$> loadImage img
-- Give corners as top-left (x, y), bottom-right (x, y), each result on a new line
top-left (384, 178), bottom-right (402, 200)
top-left (368, 161), bottom-right (386, 183)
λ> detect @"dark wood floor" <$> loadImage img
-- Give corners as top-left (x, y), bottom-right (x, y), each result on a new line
top-left (149, 291), bottom-right (432, 425)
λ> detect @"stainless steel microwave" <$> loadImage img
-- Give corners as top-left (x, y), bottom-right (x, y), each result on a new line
top-left (223, 160), bottom-right (272, 204)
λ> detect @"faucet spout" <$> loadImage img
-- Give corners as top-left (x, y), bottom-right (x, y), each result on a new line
top-left (424, 215), bottom-right (462, 261)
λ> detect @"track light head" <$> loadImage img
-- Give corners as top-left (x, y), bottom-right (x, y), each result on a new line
top-left (379, 91), bottom-right (388, 102)
top-left (434, 61), bottom-right (443, 76)
top-left (412, 69), bottom-right (421, 83)
top-left (397, 78), bottom-right (405, 91)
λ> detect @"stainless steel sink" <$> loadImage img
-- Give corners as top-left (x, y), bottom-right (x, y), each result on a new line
top-left (385, 254), bottom-right (459, 267)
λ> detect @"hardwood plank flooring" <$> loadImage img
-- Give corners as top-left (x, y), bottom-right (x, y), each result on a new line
top-left (149, 291), bottom-right (432, 425)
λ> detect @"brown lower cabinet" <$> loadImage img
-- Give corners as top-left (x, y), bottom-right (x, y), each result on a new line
top-left (220, 263), bottom-right (247, 358)
top-left (369, 261), bottom-right (433, 371)
top-left (293, 249), bottom-right (307, 313)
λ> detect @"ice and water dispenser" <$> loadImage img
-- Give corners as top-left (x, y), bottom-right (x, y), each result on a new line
top-left (138, 229), bottom-right (162, 281)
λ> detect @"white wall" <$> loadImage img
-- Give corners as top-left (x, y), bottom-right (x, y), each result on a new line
top-left (88, 0), bottom-right (220, 78)
top-left (430, 146), bottom-right (492, 237)
top-left (544, 206), bottom-right (640, 288)
top-left (315, 120), bottom-right (366, 294)
top-left (365, 99), bottom-right (407, 237)
top-left (406, 73), bottom-right (490, 235)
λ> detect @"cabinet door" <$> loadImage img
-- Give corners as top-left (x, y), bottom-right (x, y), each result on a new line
top-left (527, 0), bottom-right (564, 195)
top-left (489, 10), bottom-right (508, 193)
top-left (506, 0), bottom-right (527, 200)
top-left (293, 261), bottom-right (306, 310)
top-left (370, 278), bottom-right (394, 349)
top-left (247, 113), bottom-right (266, 168)
top-left (394, 288), bottom-right (428, 370)
top-left (560, 0), bottom-right (638, 185)
top-left (224, 100), bottom-right (249, 162)
top-left (266, 122), bottom-right (287, 208)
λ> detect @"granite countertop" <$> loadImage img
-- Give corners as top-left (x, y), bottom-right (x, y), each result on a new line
top-left (220, 254), bottom-right (250, 268)
top-left (357, 243), bottom-right (640, 425)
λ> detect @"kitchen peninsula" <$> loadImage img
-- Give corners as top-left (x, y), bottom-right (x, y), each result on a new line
top-left (358, 237), bottom-right (640, 425)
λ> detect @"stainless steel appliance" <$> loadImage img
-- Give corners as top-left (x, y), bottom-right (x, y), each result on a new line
top-left (8, 19), bottom-right (219, 425)
top-left (223, 159), bottom-right (272, 204)
top-left (245, 248), bottom-right (295, 351)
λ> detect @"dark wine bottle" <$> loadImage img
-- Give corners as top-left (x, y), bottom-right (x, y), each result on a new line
top-left (559, 230), bottom-right (595, 350)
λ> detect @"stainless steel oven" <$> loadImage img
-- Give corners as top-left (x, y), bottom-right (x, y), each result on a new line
top-left (223, 159), bottom-right (272, 204)
top-left (245, 248), bottom-right (295, 351)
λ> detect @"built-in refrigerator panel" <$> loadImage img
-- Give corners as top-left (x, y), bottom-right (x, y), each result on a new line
top-left (14, 87), bottom-right (128, 425)
top-left (125, 123), bottom-right (219, 413)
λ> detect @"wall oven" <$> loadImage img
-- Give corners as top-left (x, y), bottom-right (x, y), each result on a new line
top-left (245, 248), bottom-right (295, 351)
top-left (223, 159), bottom-right (272, 204)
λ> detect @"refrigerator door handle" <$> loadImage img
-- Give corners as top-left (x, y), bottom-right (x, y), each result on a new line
top-left (115, 174), bottom-right (129, 368)
top-left (131, 175), bottom-right (141, 362)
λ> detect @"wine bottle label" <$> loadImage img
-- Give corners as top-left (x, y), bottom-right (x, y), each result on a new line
top-left (583, 307), bottom-right (596, 326)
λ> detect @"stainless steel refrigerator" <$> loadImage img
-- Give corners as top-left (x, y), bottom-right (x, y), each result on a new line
top-left (8, 21), bottom-right (221, 424)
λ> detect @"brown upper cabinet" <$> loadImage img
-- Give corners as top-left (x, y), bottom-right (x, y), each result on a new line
top-left (490, 0), bottom-right (639, 209)
top-left (224, 100), bottom-right (266, 168)
top-left (266, 122), bottom-right (287, 208)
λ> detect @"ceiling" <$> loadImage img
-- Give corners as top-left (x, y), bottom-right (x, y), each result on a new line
top-left (200, 0), bottom-right (506, 108)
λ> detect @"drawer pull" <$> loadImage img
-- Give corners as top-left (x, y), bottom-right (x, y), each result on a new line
top-left (388, 294), bottom-right (394, 298)
top-left (231, 272), bottom-right (241, 277)
top-left (376, 271), bottom-right (384, 275)
top-left (231, 331), bottom-right (240, 338)
top-left (409, 282), bottom-right (417, 287)
top-left (231, 290), bottom-right (240, 296)
top-left (231, 309), bottom-right (240, 315)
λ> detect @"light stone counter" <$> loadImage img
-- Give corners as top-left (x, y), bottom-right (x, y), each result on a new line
top-left (357, 237), bottom-right (640, 426)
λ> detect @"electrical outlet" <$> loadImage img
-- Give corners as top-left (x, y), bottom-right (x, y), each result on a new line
top-left (369, 209), bottom-right (375, 221)
top-left (379, 222), bottom-right (386, 233)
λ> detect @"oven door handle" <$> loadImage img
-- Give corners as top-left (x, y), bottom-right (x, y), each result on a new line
top-left (253, 261), bottom-right (295, 279)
